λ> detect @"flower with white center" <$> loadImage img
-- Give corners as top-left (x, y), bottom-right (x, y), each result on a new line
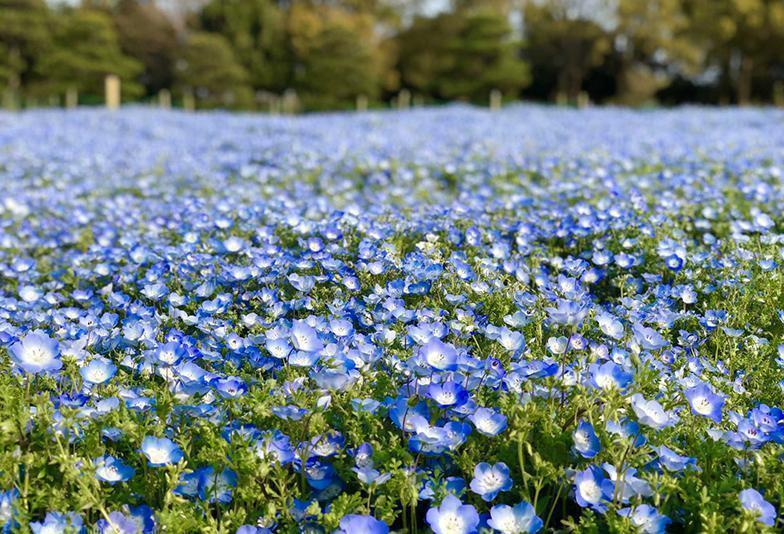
top-left (684, 382), bottom-right (725, 423)
top-left (487, 501), bottom-right (543, 533)
top-left (426, 494), bottom-right (479, 534)
top-left (574, 465), bottom-right (614, 512)
top-left (469, 462), bottom-right (512, 502)
top-left (469, 407), bottom-right (507, 437)
top-left (141, 436), bottom-right (183, 467)
top-left (94, 455), bottom-right (135, 484)
top-left (9, 331), bottom-right (62, 375)
top-left (419, 338), bottom-right (458, 371)
top-left (80, 357), bottom-right (117, 385)
top-left (630, 394), bottom-right (676, 430)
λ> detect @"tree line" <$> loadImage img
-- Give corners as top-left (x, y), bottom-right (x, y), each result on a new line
top-left (1, 0), bottom-right (783, 111)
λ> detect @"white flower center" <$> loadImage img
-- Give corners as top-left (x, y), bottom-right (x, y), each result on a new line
top-left (693, 396), bottom-right (712, 415)
top-left (580, 479), bottom-right (602, 502)
top-left (439, 512), bottom-right (466, 533)
top-left (26, 346), bottom-right (50, 365)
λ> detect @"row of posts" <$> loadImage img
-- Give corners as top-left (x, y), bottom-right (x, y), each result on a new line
top-left (7, 75), bottom-right (784, 112)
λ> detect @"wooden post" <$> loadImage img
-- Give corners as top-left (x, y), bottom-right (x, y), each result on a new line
top-left (159, 89), bottom-right (171, 109)
top-left (398, 89), bottom-right (411, 110)
top-left (356, 94), bottom-right (368, 112)
top-left (183, 90), bottom-right (195, 111)
top-left (577, 91), bottom-right (590, 108)
top-left (105, 75), bottom-right (121, 110)
top-left (66, 87), bottom-right (78, 109)
top-left (774, 82), bottom-right (784, 108)
top-left (489, 89), bottom-right (502, 111)
top-left (282, 89), bottom-right (299, 114)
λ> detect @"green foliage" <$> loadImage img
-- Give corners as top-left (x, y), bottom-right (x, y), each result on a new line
top-left (34, 8), bottom-right (143, 99)
top-left (174, 32), bottom-right (253, 109)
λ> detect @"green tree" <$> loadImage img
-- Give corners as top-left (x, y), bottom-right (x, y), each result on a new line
top-left (398, 9), bottom-right (529, 102)
top-left (113, 0), bottom-right (179, 96)
top-left (199, 0), bottom-right (291, 93)
top-left (34, 8), bottom-right (143, 101)
top-left (0, 0), bottom-right (50, 96)
top-left (287, 4), bottom-right (383, 110)
top-left (686, 0), bottom-right (784, 104)
top-left (175, 31), bottom-right (252, 108)
top-left (522, 0), bottom-right (612, 102)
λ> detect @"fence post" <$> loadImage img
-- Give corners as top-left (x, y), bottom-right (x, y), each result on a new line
top-left (105, 75), bottom-right (121, 110)
top-left (159, 89), bottom-right (171, 109)
top-left (66, 87), bottom-right (78, 109)
top-left (490, 89), bottom-right (502, 111)
top-left (398, 89), bottom-right (411, 110)
top-left (356, 94), bottom-right (368, 112)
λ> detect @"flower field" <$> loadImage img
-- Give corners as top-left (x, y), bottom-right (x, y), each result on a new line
top-left (2, 106), bottom-right (784, 533)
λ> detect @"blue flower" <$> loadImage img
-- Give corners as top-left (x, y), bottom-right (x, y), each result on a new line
top-left (337, 514), bottom-right (389, 534)
top-left (572, 420), bottom-right (601, 459)
top-left (141, 436), bottom-right (184, 467)
top-left (684, 382), bottom-right (725, 423)
top-left (739, 488), bottom-right (777, 526)
top-left (30, 512), bottom-right (84, 534)
top-left (198, 467), bottom-right (238, 504)
top-left (290, 320), bottom-right (323, 353)
top-left (94, 455), bottom-right (135, 484)
top-left (573, 466), bottom-right (614, 512)
top-left (469, 407), bottom-right (507, 437)
top-left (80, 357), bottom-right (117, 385)
top-left (419, 338), bottom-right (459, 371)
top-left (487, 501), bottom-right (542, 533)
top-left (630, 394), bottom-right (677, 430)
top-left (9, 331), bottom-right (61, 375)
top-left (428, 380), bottom-right (469, 408)
top-left (0, 490), bottom-right (18, 532)
top-left (426, 494), bottom-right (480, 534)
top-left (469, 462), bottom-right (512, 502)
top-left (617, 505), bottom-right (670, 533)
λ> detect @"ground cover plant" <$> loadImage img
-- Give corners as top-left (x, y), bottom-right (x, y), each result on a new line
top-left (1, 105), bottom-right (784, 533)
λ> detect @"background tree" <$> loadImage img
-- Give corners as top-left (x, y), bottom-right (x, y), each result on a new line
top-left (113, 0), bottom-right (179, 97)
top-left (34, 8), bottom-right (143, 101)
top-left (287, 3), bottom-right (382, 109)
top-left (522, 0), bottom-right (612, 102)
top-left (0, 0), bottom-right (50, 98)
top-left (398, 8), bottom-right (529, 102)
top-left (199, 0), bottom-right (291, 93)
top-left (174, 31), bottom-right (253, 108)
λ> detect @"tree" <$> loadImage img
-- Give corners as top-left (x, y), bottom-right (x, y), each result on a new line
top-left (287, 4), bottom-right (383, 109)
top-left (609, 0), bottom-right (698, 104)
top-left (0, 0), bottom-right (50, 96)
top-left (686, 0), bottom-right (784, 104)
top-left (199, 0), bottom-right (291, 93)
top-left (113, 0), bottom-right (179, 96)
top-left (35, 8), bottom-right (143, 100)
top-left (397, 9), bottom-right (529, 102)
top-left (175, 31), bottom-right (252, 108)
top-left (522, 0), bottom-right (612, 102)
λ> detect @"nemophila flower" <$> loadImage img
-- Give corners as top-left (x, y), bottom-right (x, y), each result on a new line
top-left (590, 361), bottom-right (633, 392)
top-left (487, 501), bottom-right (542, 534)
top-left (198, 467), bottom-right (237, 504)
top-left (595, 312), bottom-right (624, 340)
top-left (428, 381), bottom-right (469, 408)
top-left (602, 464), bottom-right (652, 502)
top-left (0, 489), bottom-right (18, 531)
top-left (573, 420), bottom-right (601, 458)
top-left (469, 462), bottom-right (512, 502)
top-left (30, 512), bottom-right (84, 534)
top-left (651, 445), bottom-right (697, 472)
top-left (617, 505), bottom-right (670, 534)
top-left (630, 394), bottom-right (677, 430)
top-left (141, 436), bottom-right (183, 467)
top-left (337, 514), bottom-right (389, 534)
top-left (469, 407), bottom-right (507, 436)
top-left (9, 331), bottom-right (61, 375)
top-left (95, 511), bottom-right (139, 534)
top-left (80, 357), bottom-right (117, 385)
top-left (94, 455), bottom-right (135, 484)
top-left (426, 495), bottom-right (480, 534)
top-left (573, 466), bottom-right (614, 512)
top-left (419, 338), bottom-right (459, 371)
top-left (684, 382), bottom-right (725, 423)
top-left (632, 324), bottom-right (669, 351)
top-left (420, 477), bottom-right (466, 500)
top-left (290, 320), bottom-right (323, 353)
top-left (739, 488), bottom-right (777, 526)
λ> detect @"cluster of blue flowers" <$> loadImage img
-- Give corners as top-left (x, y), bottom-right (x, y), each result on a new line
top-left (1, 105), bottom-right (784, 532)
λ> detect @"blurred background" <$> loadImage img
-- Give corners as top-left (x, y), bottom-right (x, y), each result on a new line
top-left (2, 0), bottom-right (783, 111)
